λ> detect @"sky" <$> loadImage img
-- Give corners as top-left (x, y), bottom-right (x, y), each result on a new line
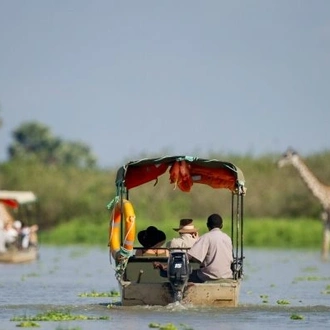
top-left (0, 0), bottom-right (329, 168)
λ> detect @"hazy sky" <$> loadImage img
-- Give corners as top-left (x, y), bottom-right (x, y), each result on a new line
top-left (1, 0), bottom-right (329, 168)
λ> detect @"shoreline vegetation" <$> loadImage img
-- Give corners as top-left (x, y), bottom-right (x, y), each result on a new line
top-left (1, 151), bottom-right (329, 250)
top-left (39, 217), bottom-right (324, 249)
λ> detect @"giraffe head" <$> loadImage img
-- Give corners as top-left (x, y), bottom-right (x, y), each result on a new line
top-left (277, 148), bottom-right (299, 168)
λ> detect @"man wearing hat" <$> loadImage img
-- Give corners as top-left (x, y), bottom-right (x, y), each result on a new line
top-left (166, 219), bottom-right (199, 249)
top-left (155, 214), bottom-right (233, 282)
top-left (135, 226), bottom-right (168, 256)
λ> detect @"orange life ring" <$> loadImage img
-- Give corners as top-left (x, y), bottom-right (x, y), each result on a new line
top-left (109, 199), bottom-right (136, 260)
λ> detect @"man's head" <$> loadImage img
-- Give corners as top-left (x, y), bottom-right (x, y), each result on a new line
top-left (207, 213), bottom-right (223, 230)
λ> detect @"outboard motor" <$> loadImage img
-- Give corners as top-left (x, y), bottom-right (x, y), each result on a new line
top-left (167, 251), bottom-right (191, 302)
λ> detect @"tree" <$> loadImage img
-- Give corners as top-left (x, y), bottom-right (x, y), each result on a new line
top-left (8, 122), bottom-right (97, 168)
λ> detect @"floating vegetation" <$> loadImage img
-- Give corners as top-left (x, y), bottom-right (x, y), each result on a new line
top-left (69, 249), bottom-right (88, 259)
top-left (276, 299), bottom-right (290, 305)
top-left (290, 314), bottom-right (304, 320)
top-left (149, 323), bottom-right (177, 330)
top-left (148, 323), bottom-right (193, 330)
top-left (16, 321), bottom-right (40, 327)
top-left (11, 310), bottom-right (109, 322)
top-left (301, 266), bottom-right (318, 272)
top-left (55, 326), bottom-right (82, 330)
top-left (21, 272), bottom-right (40, 281)
top-left (78, 290), bottom-right (120, 297)
top-left (293, 276), bottom-right (330, 283)
top-left (321, 284), bottom-right (330, 294)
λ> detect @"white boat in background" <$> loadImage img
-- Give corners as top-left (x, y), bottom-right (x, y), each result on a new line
top-left (0, 190), bottom-right (39, 264)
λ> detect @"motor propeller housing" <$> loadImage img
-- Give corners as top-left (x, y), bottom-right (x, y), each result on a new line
top-left (167, 251), bottom-right (191, 302)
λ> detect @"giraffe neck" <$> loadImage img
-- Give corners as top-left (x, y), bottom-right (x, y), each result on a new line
top-left (291, 157), bottom-right (330, 209)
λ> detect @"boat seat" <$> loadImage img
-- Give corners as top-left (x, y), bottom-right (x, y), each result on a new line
top-left (124, 255), bottom-right (201, 283)
top-left (124, 255), bottom-right (169, 283)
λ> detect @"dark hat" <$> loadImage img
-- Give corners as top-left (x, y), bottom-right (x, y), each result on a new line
top-left (173, 218), bottom-right (198, 233)
top-left (138, 226), bottom-right (166, 248)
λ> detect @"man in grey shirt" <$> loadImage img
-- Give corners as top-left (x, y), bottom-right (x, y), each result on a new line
top-left (188, 213), bottom-right (233, 283)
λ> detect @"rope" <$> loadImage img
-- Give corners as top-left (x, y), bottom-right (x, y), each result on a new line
top-left (114, 246), bottom-right (134, 282)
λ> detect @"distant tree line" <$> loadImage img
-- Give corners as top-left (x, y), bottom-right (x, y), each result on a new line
top-left (8, 122), bottom-right (96, 168)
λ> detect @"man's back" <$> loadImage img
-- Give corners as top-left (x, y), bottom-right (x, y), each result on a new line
top-left (166, 233), bottom-right (197, 249)
top-left (188, 228), bottom-right (233, 281)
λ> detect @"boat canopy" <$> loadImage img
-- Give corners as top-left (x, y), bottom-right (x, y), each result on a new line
top-left (115, 155), bottom-right (245, 193)
top-left (0, 190), bottom-right (37, 209)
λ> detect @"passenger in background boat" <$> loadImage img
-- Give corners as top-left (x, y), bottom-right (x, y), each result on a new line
top-left (187, 213), bottom-right (233, 283)
top-left (135, 226), bottom-right (168, 256)
top-left (166, 218), bottom-right (199, 249)
top-left (13, 220), bottom-right (39, 249)
top-left (0, 227), bottom-right (5, 253)
top-left (3, 221), bottom-right (19, 248)
top-left (0, 221), bottom-right (18, 252)
top-left (19, 222), bottom-right (39, 249)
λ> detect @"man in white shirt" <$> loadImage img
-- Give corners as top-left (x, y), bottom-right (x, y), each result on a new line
top-left (188, 213), bottom-right (233, 283)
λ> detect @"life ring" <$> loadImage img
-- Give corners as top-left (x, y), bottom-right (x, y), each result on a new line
top-left (109, 199), bottom-right (136, 260)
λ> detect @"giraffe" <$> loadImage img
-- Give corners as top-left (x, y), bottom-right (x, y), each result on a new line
top-left (278, 148), bottom-right (330, 261)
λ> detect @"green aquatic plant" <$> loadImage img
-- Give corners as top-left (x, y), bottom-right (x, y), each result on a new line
top-left (276, 299), bottom-right (290, 305)
top-left (301, 266), bottom-right (318, 272)
top-left (293, 276), bottom-right (330, 283)
top-left (149, 323), bottom-right (193, 330)
top-left (179, 324), bottom-right (194, 330)
top-left (69, 249), bottom-right (88, 258)
top-left (149, 323), bottom-right (178, 330)
top-left (290, 314), bottom-right (304, 320)
top-left (16, 321), bottom-right (40, 327)
top-left (55, 326), bottom-right (82, 330)
top-left (11, 310), bottom-right (109, 322)
top-left (21, 272), bottom-right (40, 281)
top-left (322, 284), bottom-right (330, 294)
top-left (78, 290), bottom-right (120, 297)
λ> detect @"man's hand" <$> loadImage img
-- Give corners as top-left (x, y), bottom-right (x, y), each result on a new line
top-left (153, 262), bottom-right (167, 271)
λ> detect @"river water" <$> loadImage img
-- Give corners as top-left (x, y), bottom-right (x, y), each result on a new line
top-left (0, 246), bottom-right (329, 330)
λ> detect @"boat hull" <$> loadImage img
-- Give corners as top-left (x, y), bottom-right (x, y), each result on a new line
top-left (0, 247), bottom-right (38, 264)
top-left (121, 279), bottom-right (241, 307)
top-left (120, 256), bottom-right (241, 306)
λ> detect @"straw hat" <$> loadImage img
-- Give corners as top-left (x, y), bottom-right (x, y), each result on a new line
top-left (173, 219), bottom-right (198, 233)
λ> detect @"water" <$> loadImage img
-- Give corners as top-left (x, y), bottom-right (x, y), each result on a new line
top-left (0, 246), bottom-right (329, 330)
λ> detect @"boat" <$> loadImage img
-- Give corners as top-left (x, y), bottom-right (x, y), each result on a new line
top-left (0, 246), bottom-right (38, 263)
top-left (107, 156), bottom-right (246, 307)
top-left (0, 190), bottom-right (39, 264)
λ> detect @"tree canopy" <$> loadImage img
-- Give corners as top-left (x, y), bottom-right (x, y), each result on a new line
top-left (8, 122), bottom-right (97, 168)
